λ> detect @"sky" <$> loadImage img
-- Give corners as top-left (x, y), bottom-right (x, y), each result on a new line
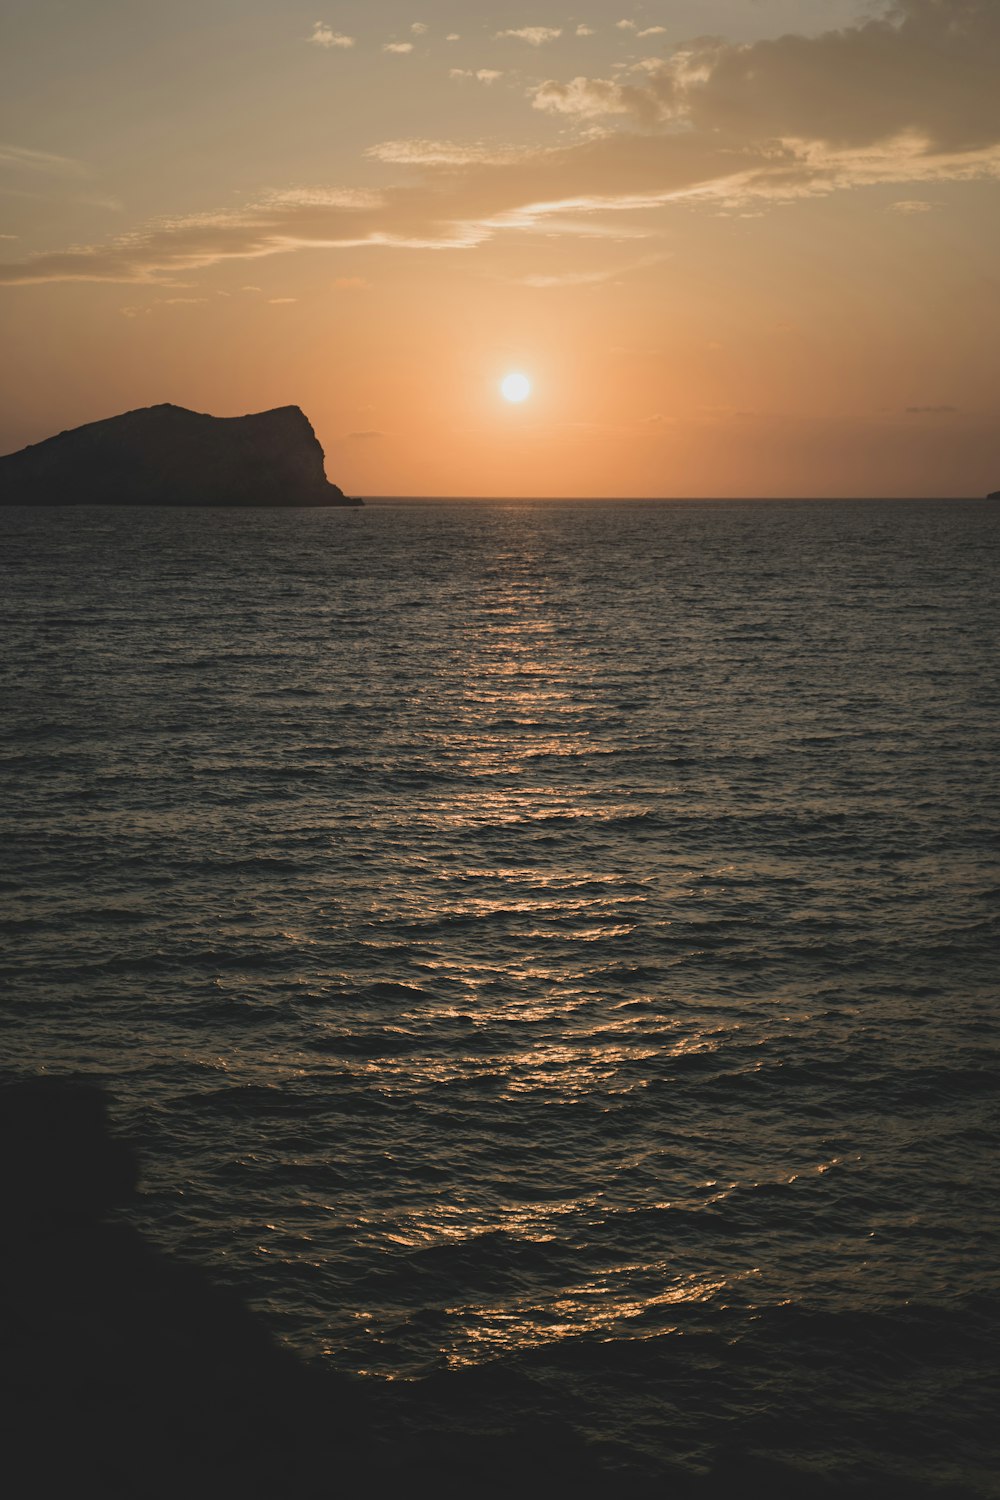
top-left (1, 0), bottom-right (998, 497)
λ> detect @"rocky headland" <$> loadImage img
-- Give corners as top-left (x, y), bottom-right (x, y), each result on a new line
top-left (0, 403), bottom-right (362, 507)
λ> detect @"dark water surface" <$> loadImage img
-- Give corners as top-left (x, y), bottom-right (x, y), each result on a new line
top-left (2, 500), bottom-right (998, 1492)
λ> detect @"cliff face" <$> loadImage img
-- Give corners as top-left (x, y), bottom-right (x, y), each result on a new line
top-left (0, 403), bottom-right (361, 507)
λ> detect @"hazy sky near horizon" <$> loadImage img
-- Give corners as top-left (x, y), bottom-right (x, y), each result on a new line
top-left (2, 0), bottom-right (998, 496)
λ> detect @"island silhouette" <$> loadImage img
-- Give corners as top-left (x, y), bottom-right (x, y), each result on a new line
top-left (0, 403), bottom-right (362, 507)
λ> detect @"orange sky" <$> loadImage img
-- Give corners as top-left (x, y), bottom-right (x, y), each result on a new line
top-left (2, 1), bottom-right (999, 496)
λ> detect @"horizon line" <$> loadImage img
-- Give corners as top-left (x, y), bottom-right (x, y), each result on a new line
top-left (356, 493), bottom-right (992, 503)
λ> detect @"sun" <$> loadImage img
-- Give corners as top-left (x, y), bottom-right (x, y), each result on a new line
top-left (501, 372), bottom-right (532, 403)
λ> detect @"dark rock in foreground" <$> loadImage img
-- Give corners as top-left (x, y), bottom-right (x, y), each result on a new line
top-left (989, 490), bottom-right (1000, 500)
top-left (0, 1078), bottom-right (602, 1500)
top-left (9, 1079), bottom-right (930, 1499)
top-left (0, 402), bottom-right (362, 506)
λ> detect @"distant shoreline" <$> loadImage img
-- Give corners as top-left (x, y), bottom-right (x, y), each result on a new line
top-left (0, 494), bottom-right (990, 508)
top-left (356, 493), bottom-right (992, 504)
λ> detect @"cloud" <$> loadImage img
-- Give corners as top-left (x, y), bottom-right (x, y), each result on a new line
top-left (534, 0), bottom-right (1000, 154)
top-left (367, 138), bottom-right (522, 165)
top-left (0, 135), bottom-right (752, 284)
top-left (518, 252), bottom-right (666, 287)
top-left (0, 143), bottom-right (123, 214)
top-left (0, 143), bottom-right (87, 177)
top-left (411, 22), bottom-right (428, 36)
top-left (4, 117), bottom-right (998, 289)
top-left (616, 20), bottom-right (637, 31)
top-left (576, 25), bottom-right (595, 37)
top-left (334, 275), bottom-right (370, 288)
top-left (495, 28), bottom-right (562, 46)
top-left (268, 296), bottom-right (297, 303)
top-left (383, 42), bottom-right (414, 54)
top-left (446, 33), bottom-right (460, 42)
top-left (4, 2), bottom-right (1000, 288)
top-left (309, 23), bottom-right (354, 49)
top-left (533, 76), bottom-right (654, 122)
top-left (890, 197), bottom-right (935, 212)
top-left (450, 69), bottom-right (503, 84)
top-left (638, 27), bottom-right (667, 39)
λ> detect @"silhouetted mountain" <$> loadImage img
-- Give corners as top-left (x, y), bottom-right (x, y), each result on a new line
top-left (988, 490), bottom-right (1000, 500)
top-left (0, 403), bottom-right (362, 506)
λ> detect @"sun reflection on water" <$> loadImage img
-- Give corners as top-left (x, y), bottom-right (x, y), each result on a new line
top-left (444, 1268), bottom-right (755, 1365)
top-left (313, 552), bottom-right (751, 1350)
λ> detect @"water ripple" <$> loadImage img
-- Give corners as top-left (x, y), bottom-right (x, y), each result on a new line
top-left (2, 498), bottom-right (998, 1493)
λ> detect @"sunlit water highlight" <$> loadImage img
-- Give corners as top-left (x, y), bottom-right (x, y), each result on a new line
top-left (2, 499), bottom-right (998, 1491)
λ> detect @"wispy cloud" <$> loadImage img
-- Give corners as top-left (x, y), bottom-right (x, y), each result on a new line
top-left (309, 23), bottom-right (354, 49)
top-left (576, 25), bottom-right (595, 38)
top-left (411, 22), bottom-right (428, 36)
top-left (4, 1), bottom-right (999, 288)
top-left (383, 42), bottom-right (414, 54)
top-left (0, 143), bottom-right (87, 177)
top-left (5, 119), bottom-right (999, 289)
top-left (0, 132), bottom-right (755, 286)
top-left (495, 27), bottom-right (562, 46)
top-left (366, 139), bottom-right (522, 165)
top-left (518, 252), bottom-right (666, 287)
top-left (451, 69), bottom-right (503, 84)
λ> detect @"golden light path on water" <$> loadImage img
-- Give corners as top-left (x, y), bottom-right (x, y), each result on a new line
top-left (298, 550), bottom-right (756, 1366)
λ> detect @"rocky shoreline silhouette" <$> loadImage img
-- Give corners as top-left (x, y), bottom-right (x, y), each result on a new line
top-left (0, 1078), bottom-right (609, 1499)
top-left (4, 1077), bottom-right (968, 1499)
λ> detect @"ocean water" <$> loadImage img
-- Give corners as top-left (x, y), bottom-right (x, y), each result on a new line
top-left (2, 498), bottom-right (998, 1492)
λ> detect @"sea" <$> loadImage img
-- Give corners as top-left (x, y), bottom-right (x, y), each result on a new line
top-left (2, 498), bottom-right (998, 1494)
